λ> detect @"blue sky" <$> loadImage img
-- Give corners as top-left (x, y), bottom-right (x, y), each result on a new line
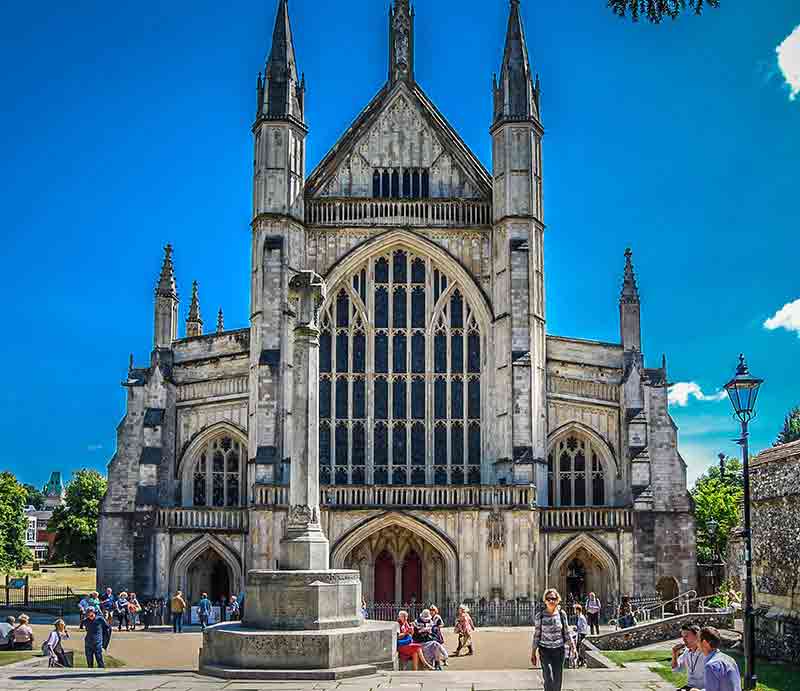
top-left (0, 0), bottom-right (797, 490)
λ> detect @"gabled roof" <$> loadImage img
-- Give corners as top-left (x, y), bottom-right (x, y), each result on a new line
top-left (305, 80), bottom-right (492, 200)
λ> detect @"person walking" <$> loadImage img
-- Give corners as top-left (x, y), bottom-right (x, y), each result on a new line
top-left (531, 589), bottom-right (577, 691)
top-left (228, 595), bottom-right (240, 621)
top-left (453, 604), bottom-right (476, 656)
top-left (671, 624), bottom-right (705, 691)
top-left (43, 619), bottom-right (71, 667)
top-left (574, 604), bottom-right (589, 666)
top-left (128, 592), bottom-right (141, 631)
top-left (691, 626), bottom-right (742, 691)
top-left (197, 593), bottom-right (212, 631)
top-left (585, 592), bottom-right (602, 636)
top-left (115, 591), bottom-right (130, 632)
top-left (171, 590), bottom-right (187, 633)
top-left (83, 608), bottom-right (111, 669)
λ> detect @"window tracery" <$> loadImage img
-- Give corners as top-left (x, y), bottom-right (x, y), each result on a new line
top-left (546, 435), bottom-right (607, 507)
top-left (191, 436), bottom-right (242, 507)
top-left (319, 249), bottom-right (483, 486)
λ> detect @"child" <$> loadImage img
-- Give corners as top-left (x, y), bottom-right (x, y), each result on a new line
top-left (453, 604), bottom-right (475, 656)
top-left (574, 604), bottom-right (589, 666)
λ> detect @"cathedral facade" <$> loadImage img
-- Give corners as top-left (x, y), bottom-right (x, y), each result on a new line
top-left (98, 0), bottom-right (696, 610)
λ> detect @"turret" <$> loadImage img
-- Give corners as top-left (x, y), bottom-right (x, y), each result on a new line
top-left (620, 248), bottom-right (642, 352)
top-left (186, 280), bottom-right (203, 337)
top-left (153, 244), bottom-right (179, 348)
top-left (252, 0), bottom-right (307, 221)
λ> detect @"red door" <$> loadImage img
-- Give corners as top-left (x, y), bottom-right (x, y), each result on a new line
top-left (402, 551), bottom-right (422, 604)
top-left (374, 551), bottom-right (395, 603)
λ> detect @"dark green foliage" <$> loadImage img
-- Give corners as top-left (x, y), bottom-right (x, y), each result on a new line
top-left (49, 470), bottom-right (107, 567)
top-left (691, 457), bottom-right (743, 564)
top-left (22, 484), bottom-right (45, 510)
top-left (774, 406), bottom-right (800, 446)
top-left (0, 472), bottom-right (32, 571)
top-left (607, 0), bottom-right (720, 23)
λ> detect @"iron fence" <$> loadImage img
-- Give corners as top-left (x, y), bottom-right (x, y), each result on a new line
top-left (365, 598), bottom-right (626, 628)
top-left (1, 576), bottom-right (78, 616)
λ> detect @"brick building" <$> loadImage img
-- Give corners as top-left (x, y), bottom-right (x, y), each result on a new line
top-left (97, 0), bottom-right (696, 607)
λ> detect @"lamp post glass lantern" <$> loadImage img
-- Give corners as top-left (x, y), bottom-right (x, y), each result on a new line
top-left (723, 353), bottom-right (763, 691)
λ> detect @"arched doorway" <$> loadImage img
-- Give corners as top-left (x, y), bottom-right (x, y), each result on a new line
top-left (402, 551), bottom-right (422, 604)
top-left (566, 558), bottom-right (586, 601)
top-left (374, 551), bottom-right (395, 603)
top-left (657, 576), bottom-right (680, 611)
top-left (186, 548), bottom-right (232, 605)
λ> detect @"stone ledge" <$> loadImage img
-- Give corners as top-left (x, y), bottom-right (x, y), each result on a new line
top-left (199, 663), bottom-right (389, 680)
top-left (589, 611), bottom-right (735, 651)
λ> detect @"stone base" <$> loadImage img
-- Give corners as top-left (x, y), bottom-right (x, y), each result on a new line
top-left (199, 663), bottom-right (391, 681)
top-left (244, 569), bottom-right (361, 631)
top-left (199, 621), bottom-right (396, 675)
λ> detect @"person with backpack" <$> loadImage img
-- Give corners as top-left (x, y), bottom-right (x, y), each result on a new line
top-left (531, 589), bottom-right (577, 691)
top-left (584, 592), bottom-right (602, 635)
top-left (197, 593), bottom-right (212, 631)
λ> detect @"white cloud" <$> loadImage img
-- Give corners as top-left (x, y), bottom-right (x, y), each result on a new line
top-left (87, 444), bottom-right (103, 452)
top-left (777, 24), bottom-right (800, 101)
top-left (668, 382), bottom-right (727, 407)
top-left (764, 298), bottom-right (800, 336)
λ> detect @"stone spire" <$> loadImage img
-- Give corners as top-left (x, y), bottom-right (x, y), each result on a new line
top-left (155, 244), bottom-right (177, 299)
top-left (216, 308), bottom-right (225, 334)
top-left (388, 0), bottom-right (414, 84)
top-left (258, 0), bottom-right (304, 121)
top-left (494, 0), bottom-right (539, 124)
top-left (620, 248), bottom-right (642, 352)
top-left (153, 244), bottom-right (179, 348)
top-left (186, 280), bottom-right (203, 337)
top-left (621, 248), bottom-right (640, 303)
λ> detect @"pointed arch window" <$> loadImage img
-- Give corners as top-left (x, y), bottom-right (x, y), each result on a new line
top-left (191, 436), bottom-right (243, 507)
top-left (319, 249), bottom-right (483, 486)
top-left (546, 435), bottom-right (607, 507)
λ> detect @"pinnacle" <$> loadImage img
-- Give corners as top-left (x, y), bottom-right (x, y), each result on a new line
top-left (155, 244), bottom-right (178, 298)
top-left (217, 308), bottom-right (225, 334)
top-left (621, 248), bottom-right (640, 303)
top-left (187, 280), bottom-right (202, 324)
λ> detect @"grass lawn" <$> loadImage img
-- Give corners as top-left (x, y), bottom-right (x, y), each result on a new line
top-left (604, 649), bottom-right (800, 691)
top-left (10, 565), bottom-right (96, 593)
top-left (0, 650), bottom-right (124, 668)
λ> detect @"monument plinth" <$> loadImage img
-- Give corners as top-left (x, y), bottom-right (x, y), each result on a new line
top-left (199, 271), bottom-right (396, 680)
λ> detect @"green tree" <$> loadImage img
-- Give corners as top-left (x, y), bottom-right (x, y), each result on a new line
top-left (608, 0), bottom-right (720, 23)
top-left (691, 457), bottom-right (743, 564)
top-left (50, 470), bottom-right (107, 567)
top-left (0, 472), bottom-right (32, 571)
top-left (774, 406), bottom-right (800, 446)
top-left (22, 483), bottom-right (45, 510)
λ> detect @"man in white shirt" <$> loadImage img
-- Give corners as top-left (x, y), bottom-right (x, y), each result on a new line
top-left (671, 624), bottom-right (705, 690)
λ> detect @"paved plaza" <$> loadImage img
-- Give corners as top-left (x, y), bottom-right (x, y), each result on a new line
top-left (0, 667), bottom-right (672, 691)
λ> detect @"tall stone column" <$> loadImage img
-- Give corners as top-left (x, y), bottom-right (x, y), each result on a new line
top-left (281, 270), bottom-right (329, 571)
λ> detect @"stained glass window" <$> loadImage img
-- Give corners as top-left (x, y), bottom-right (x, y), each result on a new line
top-left (318, 249), bottom-right (483, 485)
top-left (191, 437), bottom-right (242, 507)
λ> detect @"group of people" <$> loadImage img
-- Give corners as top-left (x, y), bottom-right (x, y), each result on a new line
top-left (169, 590), bottom-right (241, 632)
top-left (395, 603), bottom-right (476, 671)
top-left (0, 614), bottom-right (35, 651)
top-left (671, 624), bottom-right (744, 691)
top-left (80, 588), bottom-right (161, 632)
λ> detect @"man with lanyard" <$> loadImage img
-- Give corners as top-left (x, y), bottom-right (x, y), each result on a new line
top-left (671, 624), bottom-right (705, 691)
top-left (83, 608), bottom-right (112, 669)
top-left (691, 626), bottom-right (742, 691)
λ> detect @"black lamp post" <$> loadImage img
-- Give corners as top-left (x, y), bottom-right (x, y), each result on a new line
top-left (723, 354), bottom-right (763, 691)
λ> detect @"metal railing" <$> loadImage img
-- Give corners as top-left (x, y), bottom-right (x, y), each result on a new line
top-left (155, 508), bottom-right (249, 532)
top-left (634, 590), bottom-right (697, 622)
top-left (305, 198), bottom-right (493, 228)
top-left (252, 484), bottom-right (535, 509)
top-left (1, 576), bottom-right (78, 616)
top-left (539, 508), bottom-right (633, 531)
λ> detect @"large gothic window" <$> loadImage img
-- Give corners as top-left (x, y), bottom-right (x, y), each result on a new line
top-left (319, 249), bottom-right (483, 486)
top-left (191, 436), bottom-right (243, 507)
top-left (546, 435), bottom-right (607, 507)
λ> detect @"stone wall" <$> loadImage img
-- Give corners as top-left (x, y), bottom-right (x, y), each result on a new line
top-left (754, 607), bottom-right (800, 665)
top-left (588, 611), bottom-right (735, 651)
top-left (750, 441), bottom-right (800, 612)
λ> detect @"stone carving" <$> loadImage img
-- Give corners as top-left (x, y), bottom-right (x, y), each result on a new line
top-left (487, 511), bottom-right (504, 548)
top-left (289, 270), bottom-right (326, 328)
top-left (288, 504), bottom-right (318, 528)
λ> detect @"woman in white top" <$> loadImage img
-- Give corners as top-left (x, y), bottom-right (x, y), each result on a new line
top-left (43, 618), bottom-right (71, 667)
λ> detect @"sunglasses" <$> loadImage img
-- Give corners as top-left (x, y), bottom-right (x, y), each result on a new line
top-left (545, 597), bottom-right (558, 602)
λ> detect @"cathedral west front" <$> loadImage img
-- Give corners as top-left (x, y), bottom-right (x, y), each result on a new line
top-left (98, 0), bottom-right (697, 612)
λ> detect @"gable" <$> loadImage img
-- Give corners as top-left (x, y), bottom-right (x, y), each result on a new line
top-left (306, 83), bottom-right (492, 201)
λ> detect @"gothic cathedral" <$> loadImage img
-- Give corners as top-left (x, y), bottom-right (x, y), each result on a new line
top-left (98, 0), bottom-right (696, 610)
